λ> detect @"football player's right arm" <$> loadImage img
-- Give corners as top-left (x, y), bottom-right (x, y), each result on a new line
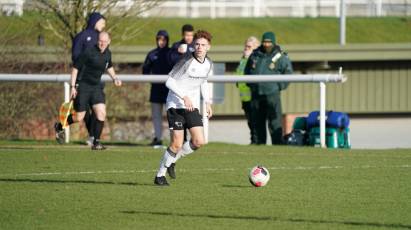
top-left (165, 57), bottom-right (187, 99)
top-left (165, 76), bottom-right (194, 111)
top-left (165, 77), bottom-right (184, 99)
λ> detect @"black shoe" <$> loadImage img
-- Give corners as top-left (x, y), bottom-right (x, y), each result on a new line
top-left (54, 122), bottom-right (65, 144)
top-left (154, 176), bottom-right (169, 186)
top-left (91, 143), bottom-right (107, 150)
top-left (167, 163), bottom-right (176, 179)
top-left (150, 138), bottom-right (162, 146)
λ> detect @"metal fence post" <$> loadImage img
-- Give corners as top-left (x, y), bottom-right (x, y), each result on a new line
top-left (320, 81), bottom-right (326, 148)
top-left (202, 100), bottom-right (209, 144)
top-left (339, 0), bottom-right (346, 45)
top-left (64, 82), bottom-right (70, 143)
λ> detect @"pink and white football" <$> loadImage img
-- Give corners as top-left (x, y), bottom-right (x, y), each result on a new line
top-left (249, 166), bottom-right (270, 187)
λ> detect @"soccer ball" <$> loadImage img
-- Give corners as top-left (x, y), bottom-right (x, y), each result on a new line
top-left (249, 166), bottom-right (270, 187)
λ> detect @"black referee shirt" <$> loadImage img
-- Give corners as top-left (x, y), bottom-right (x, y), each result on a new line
top-left (74, 45), bottom-right (113, 86)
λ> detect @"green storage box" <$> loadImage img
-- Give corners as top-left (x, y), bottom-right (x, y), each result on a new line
top-left (309, 127), bottom-right (351, 149)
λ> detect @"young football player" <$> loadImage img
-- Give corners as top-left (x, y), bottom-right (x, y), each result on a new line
top-left (154, 30), bottom-right (214, 186)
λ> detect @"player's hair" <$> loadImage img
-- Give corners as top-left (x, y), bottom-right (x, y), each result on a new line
top-left (182, 24), bottom-right (194, 33)
top-left (194, 30), bottom-right (212, 43)
top-left (99, 31), bottom-right (111, 38)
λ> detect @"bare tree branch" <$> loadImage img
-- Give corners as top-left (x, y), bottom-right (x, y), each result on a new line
top-left (32, 0), bottom-right (164, 44)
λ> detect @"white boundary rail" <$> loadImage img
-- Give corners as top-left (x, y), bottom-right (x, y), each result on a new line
top-left (139, 0), bottom-right (410, 18)
top-left (0, 73), bottom-right (347, 148)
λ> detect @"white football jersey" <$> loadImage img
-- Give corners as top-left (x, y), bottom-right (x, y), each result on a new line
top-left (166, 54), bottom-right (213, 110)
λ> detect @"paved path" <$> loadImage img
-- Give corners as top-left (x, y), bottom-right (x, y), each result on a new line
top-left (208, 117), bottom-right (411, 149)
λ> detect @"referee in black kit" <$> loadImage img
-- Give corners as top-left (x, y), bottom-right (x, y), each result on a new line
top-left (55, 31), bottom-right (122, 150)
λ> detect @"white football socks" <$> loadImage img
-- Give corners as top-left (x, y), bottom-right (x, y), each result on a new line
top-left (156, 148), bottom-right (177, 177)
top-left (156, 142), bottom-right (197, 177)
top-left (173, 141), bottom-right (196, 163)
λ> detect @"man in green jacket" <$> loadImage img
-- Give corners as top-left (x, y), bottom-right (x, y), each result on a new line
top-left (236, 36), bottom-right (260, 144)
top-left (244, 31), bottom-right (293, 145)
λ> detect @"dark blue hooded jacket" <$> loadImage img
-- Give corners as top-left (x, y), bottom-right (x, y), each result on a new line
top-left (71, 12), bottom-right (105, 63)
top-left (143, 30), bottom-right (172, 103)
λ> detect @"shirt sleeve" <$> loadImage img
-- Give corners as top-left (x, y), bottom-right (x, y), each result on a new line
top-left (169, 42), bottom-right (183, 66)
top-left (207, 65), bottom-right (214, 77)
top-left (165, 76), bottom-right (185, 99)
top-left (279, 55), bottom-right (293, 90)
top-left (71, 33), bottom-right (83, 63)
top-left (168, 56), bottom-right (189, 80)
top-left (244, 56), bottom-right (256, 89)
top-left (73, 49), bottom-right (88, 70)
top-left (283, 56), bottom-right (293, 74)
top-left (142, 53), bottom-right (152, 74)
top-left (200, 80), bottom-right (211, 104)
top-left (107, 52), bottom-right (113, 69)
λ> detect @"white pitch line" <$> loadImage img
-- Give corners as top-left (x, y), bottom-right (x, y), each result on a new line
top-left (0, 165), bottom-right (410, 178)
top-left (0, 169), bottom-right (157, 178)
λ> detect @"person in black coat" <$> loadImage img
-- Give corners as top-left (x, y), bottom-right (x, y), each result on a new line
top-left (72, 12), bottom-right (106, 62)
top-left (143, 30), bottom-right (173, 146)
top-left (70, 12), bottom-right (106, 146)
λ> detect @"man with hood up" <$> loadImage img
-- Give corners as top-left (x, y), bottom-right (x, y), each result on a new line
top-left (72, 12), bottom-right (106, 62)
top-left (143, 30), bottom-right (173, 146)
top-left (55, 12), bottom-right (106, 145)
top-left (244, 31), bottom-right (293, 145)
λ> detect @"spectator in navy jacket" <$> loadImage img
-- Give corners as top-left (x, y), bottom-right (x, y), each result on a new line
top-left (169, 24), bottom-right (195, 66)
top-left (71, 12), bottom-right (106, 146)
top-left (143, 30), bottom-right (173, 146)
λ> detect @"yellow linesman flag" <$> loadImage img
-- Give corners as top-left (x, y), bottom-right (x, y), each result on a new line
top-left (59, 100), bottom-right (76, 129)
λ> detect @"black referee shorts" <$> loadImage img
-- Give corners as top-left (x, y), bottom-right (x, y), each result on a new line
top-left (74, 85), bottom-right (105, 112)
top-left (167, 108), bottom-right (203, 130)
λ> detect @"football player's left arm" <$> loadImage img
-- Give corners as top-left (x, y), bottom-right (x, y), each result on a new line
top-left (200, 80), bottom-right (212, 118)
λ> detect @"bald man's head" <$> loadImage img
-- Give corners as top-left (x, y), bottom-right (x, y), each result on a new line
top-left (98, 32), bottom-right (111, 52)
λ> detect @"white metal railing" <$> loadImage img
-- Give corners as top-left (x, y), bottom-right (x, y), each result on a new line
top-left (141, 0), bottom-right (411, 18)
top-left (0, 73), bottom-right (347, 148)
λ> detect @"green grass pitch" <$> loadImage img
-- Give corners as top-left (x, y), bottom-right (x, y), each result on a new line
top-left (1, 140), bottom-right (410, 229)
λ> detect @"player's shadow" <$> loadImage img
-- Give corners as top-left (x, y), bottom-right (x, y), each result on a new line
top-left (0, 178), bottom-right (154, 187)
top-left (120, 210), bottom-right (411, 229)
top-left (72, 141), bottom-right (147, 147)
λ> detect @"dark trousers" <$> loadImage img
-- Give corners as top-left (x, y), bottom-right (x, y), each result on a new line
top-left (242, 101), bottom-right (256, 144)
top-left (250, 94), bottom-right (283, 145)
